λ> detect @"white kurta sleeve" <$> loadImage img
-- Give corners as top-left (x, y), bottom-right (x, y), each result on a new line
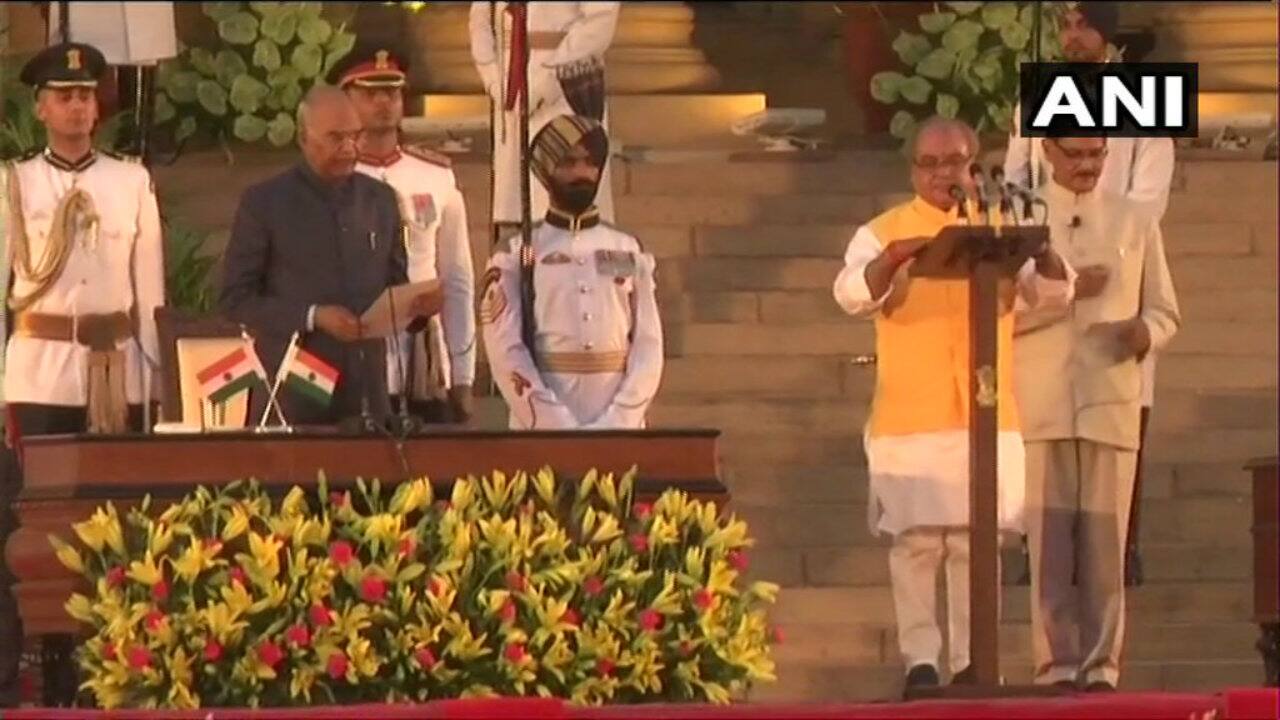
top-left (481, 252), bottom-right (580, 430)
top-left (547, 2), bottom-right (621, 67)
top-left (468, 1), bottom-right (500, 97)
top-left (436, 183), bottom-right (476, 387)
top-left (132, 167), bottom-right (165, 373)
top-left (1139, 222), bottom-right (1180, 354)
top-left (586, 252), bottom-right (663, 429)
top-left (833, 225), bottom-right (892, 318)
top-left (1127, 138), bottom-right (1175, 219)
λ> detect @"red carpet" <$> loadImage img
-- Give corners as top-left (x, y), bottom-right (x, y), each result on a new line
top-left (2, 689), bottom-right (1275, 720)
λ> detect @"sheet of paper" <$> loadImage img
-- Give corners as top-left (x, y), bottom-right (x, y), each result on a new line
top-left (359, 280), bottom-right (441, 339)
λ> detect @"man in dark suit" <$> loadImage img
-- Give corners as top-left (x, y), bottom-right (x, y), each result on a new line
top-left (219, 85), bottom-right (440, 426)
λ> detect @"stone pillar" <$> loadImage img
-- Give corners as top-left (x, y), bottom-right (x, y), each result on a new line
top-left (405, 1), bottom-right (720, 94)
top-left (1146, 1), bottom-right (1277, 93)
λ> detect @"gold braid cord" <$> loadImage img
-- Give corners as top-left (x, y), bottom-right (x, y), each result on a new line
top-left (7, 168), bottom-right (99, 312)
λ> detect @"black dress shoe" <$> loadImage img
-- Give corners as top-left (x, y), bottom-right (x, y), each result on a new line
top-left (902, 664), bottom-right (940, 699)
top-left (950, 665), bottom-right (976, 685)
top-left (1084, 680), bottom-right (1116, 693)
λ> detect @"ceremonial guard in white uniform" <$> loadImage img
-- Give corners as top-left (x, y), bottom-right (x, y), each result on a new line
top-left (468, 1), bottom-right (620, 232)
top-left (480, 115), bottom-right (661, 429)
top-left (329, 46), bottom-right (477, 423)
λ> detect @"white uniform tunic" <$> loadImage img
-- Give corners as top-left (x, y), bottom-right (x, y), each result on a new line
top-left (355, 146), bottom-right (476, 397)
top-left (2, 150), bottom-right (164, 407)
top-left (480, 216), bottom-right (662, 429)
top-left (468, 1), bottom-right (620, 225)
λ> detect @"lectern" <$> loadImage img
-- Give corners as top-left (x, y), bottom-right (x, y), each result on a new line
top-left (906, 223), bottom-right (1049, 694)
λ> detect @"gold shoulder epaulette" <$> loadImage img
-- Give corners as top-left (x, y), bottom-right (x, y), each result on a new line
top-left (403, 143), bottom-right (452, 168)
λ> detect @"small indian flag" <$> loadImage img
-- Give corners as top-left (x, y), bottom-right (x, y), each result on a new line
top-left (197, 345), bottom-right (267, 405)
top-left (283, 344), bottom-right (339, 406)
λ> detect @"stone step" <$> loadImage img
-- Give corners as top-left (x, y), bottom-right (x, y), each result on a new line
top-left (661, 356), bottom-right (847, 399)
top-left (1165, 320), bottom-right (1278, 356)
top-left (623, 156), bottom-right (907, 196)
top-left (1164, 189), bottom-right (1280, 225)
top-left (1148, 388), bottom-right (1280, 433)
top-left (1138, 496), bottom-right (1254, 547)
top-left (1154, 354), bottom-right (1278, 391)
top-left (1162, 222), bottom-right (1256, 257)
top-left (670, 322), bottom-right (875, 357)
top-left (724, 464), bottom-right (869, 507)
top-left (1179, 288), bottom-right (1279, 321)
top-left (1178, 160), bottom-right (1280, 197)
top-left (692, 224), bottom-right (853, 258)
top-left (1136, 543), bottom-right (1253, 582)
top-left (1143, 429), bottom-right (1277, 463)
top-left (652, 399), bottom-right (867, 437)
top-left (679, 257), bottom-right (846, 291)
top-left (616, 194), bottom-right (879, 227)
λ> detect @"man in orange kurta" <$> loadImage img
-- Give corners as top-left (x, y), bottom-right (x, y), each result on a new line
top-left (833, 117), bottom-right (1074, 694)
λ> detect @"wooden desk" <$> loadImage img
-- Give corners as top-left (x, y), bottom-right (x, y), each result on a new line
top-left (1247, 455), bottom-right (1278, 687)
top-left (6, 429), bottom-right (724, 637)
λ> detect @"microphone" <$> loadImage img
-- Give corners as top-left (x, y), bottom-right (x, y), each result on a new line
top-left (990, 165), bottom-right (1014, 225)
top-left (969, 164), bottom-right (990, 223)
top-left (949, 184), bottom-right (971, 224)
top-left (387, 223), bottom-right (422, 438)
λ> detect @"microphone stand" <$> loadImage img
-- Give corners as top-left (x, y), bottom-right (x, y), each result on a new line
top-left (386, 264), bottom-right (421, 438)
top-left (341, 322), bottom-right (381, 435)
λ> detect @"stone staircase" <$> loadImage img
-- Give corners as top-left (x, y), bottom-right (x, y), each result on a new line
top-left (158, 146), bottom-right (1277, 702)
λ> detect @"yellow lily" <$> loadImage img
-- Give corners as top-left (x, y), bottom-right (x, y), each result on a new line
top-left (203, 601), bottom-right (247, 645)
top-left (280, 486), bottom-right (307, 517)
top-left (127, 551), bottom-right (164, 586)
top-left (221, 504), bottom-right (250, 542)
top-left (347, 636), bottom-right (381, 678)
top-left (148, 521), bottom-right (174, 556)
top-left (64, 592), bottom-right (94, 623)
top-left (246, 531), bottom-right (282, 580)
top-left (364, 513), bottom-right (403, 547)
top-left (49, 535), bottom-right (85, 574)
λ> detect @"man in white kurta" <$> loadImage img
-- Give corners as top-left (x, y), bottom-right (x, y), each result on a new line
top-left (833, 117), bottom-right (1073, 692)
top-left (1013, 136), bottom-right (1180, 690)
top-left (480, 115), bottom-right (661, 429)
top-left (468, 1), bottom-right (619, 232)
top-left (1003, 1), bottom-right (1175, 584)
top-left (329, 46), bottom-right (478, 423)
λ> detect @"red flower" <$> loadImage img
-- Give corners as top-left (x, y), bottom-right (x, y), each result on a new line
top-left (144, 610), bottom-right (165, 633)
top-left (728, 550), bottom-right (749, 572)
top-left (329, 540), bottom-right (355, 567)
top-left (309, 604), bottom-right (333, 627)
top-left (329, 491), bottom-right (347, 508)
top-left (505, 571), bottom-right (526, 592)
top-left (151, 579), bottom-right (170, 603)
top-left (398, 536), bottom-right (415, 558)
top-left (436, 500), bottom-right (451, 512)
top-left (629, 533), bottom-right (649, 554)
top-left (771, 626), bottom-right (785, 645)
top-left (102, 643), bottom-right (117, 661)
top-left (229, 567), bottom-right (247, 587)
top-left (596, 658), bottom-right (616, 677)
top-left (327, 651), bottom-right (349, 680)
top-left (415, 647), bottom-right (437, 669)
top-left (285, 624), bottom-right (310, 648)
top-left (499, 598), bottom-right (517, 623)
top-left (638, 609), bottom-right (663, 632)
top-left (204, 639), bottom-right (223, 662)
top-left (126, 646), bottom-right (152, 670)
top-left (427, 577), bottom-right (443, 597)
top-left (562, 607), bottom-right (581, 627)
top-left (204, 537), bottom-right (223, 556)
top-left (360, 574), bottom-right (387, 603)
top-left (680, 640), bottom-right (694, 658)
top-left (105, 565), bottom-right (126, 588)
top-left (521, 500), bottom-right (536, 516)
top-left (634, 502), bottom-right (653, 520)
top-left (583, 575), bottom-right (605, 598)
top-left (693, 588), bottom-right (714, 612)
top-left (257, 640), bottom-right (284, 669)
top-left (504, 643), bottom-right (526, 663)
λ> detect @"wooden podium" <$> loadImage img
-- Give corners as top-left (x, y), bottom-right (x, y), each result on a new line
top-left (905, 223), bottom-right (1051, 695)
top-left (5, 429), bottom-right (724, 703)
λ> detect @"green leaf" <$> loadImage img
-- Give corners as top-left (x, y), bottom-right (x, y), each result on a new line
top-left (261, 6), bottom-right (299, 44)
top-left (941, 19), bottom-right (985, 54)
top-left (889, 110), bottom-right (917, 140)
top-left (233, 114), bottom-right (268, 142)
top-left (196, 79), bottom-right (229, 116)
top-left (154, 92), bottom-right (176, 124)
top-left (189, 48), bottom-right (218, 77)
top-left (869, 71), bottom-right (906, 104)
top-left (297, 15), bottom-right (332, 45)
top-left (327, 25), bottom-right (356, 55)
top-left (267, 112), bottom-right (296, 147)
top-left (202, 1), bottom-right (241, 21)
top-left (980, 2), bottom-right (1019, 29)
top-left (163, 70), bottom-right (202, 104)
top-left (218, 12), bottom-right (260, 45)
top-left (290, 43), bottom-right (323, 79)
top-left (944, 1), bottom-right (983, 15)
top-left (296, 1), bottom-right (323, 17)
top-left (214, 49), bottom-right (249, 88)
top-left (918, 11), bottom-right (956, 35)
top-left (397, 563), bottom-right (427, 584)
top-left (899, 76), bottom-right (933, 105)
top-left (1000, 22), bottom-right (1030, 51)
top-left (267, 65), bottom-right (301, 89)
top-left (230, 74), bottom-right (270, 113)
top-left (249, 1), bottom-right (282, 16)
top-left (175, 116), bottom-right (198, 143)
top-left (891, 31), bottom-right (933, 66)
top-left (278, 81), bottom-right (303, 111)
top-left (253, 38), bottom-right (282, 71)
top-left (915, 48), bottom-right (956, 80)
top-left (936, 93), bottom-right (960, 119)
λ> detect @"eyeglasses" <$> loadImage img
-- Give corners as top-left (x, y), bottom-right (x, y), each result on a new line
top-left (912, 153), bottom-right (973, 171)
top-left (1050, 141), bottom-right (1108, 161)
top-left (325, 129), bottom-right (365, 147)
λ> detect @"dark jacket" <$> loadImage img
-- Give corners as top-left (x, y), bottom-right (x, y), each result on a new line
top-left (219, 163), bottom-right (407, 425)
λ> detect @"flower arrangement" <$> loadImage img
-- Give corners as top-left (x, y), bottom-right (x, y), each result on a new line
top-left (50, 468), bottom-right (780, 709)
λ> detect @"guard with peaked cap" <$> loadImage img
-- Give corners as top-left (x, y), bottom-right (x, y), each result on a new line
top-left (326, 44), bottom-right (409, 89)
top-left (480, 114), bottom-right (663, 431)
top-left (19, 41), bottom-right (108, 89)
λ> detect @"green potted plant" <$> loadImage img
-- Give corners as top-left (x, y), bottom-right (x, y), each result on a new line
top-left (869, 1), bottom-right (1068, 144)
